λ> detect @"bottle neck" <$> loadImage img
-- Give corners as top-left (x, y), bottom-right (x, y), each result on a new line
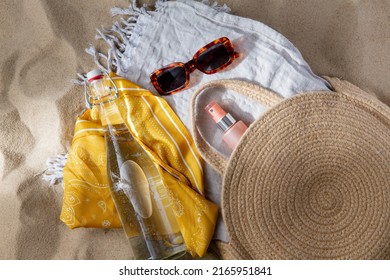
top-left (90, 79), bottom-right (124, 127)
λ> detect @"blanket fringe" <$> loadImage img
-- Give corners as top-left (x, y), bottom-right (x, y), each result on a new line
top-left (42, 153), bottom-right (68, 188)
top-left (87, 0), bottom-right (231, 73)
top-left (71, 73), bottom-right (87, 86)
top-left (201, 0), bottom-right (231, 13)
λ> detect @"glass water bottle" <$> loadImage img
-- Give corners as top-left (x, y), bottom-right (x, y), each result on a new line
top-left (85, 69), bottom-right (186, 260)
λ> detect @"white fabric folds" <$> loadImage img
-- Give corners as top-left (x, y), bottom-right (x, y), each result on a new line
top-left (88, 0), bottom-right (330, 241)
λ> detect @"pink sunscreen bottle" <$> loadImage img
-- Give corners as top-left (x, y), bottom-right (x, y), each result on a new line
top-left (205, 100), bottom-right (248, 150)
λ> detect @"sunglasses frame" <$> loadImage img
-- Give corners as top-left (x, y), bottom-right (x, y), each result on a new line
top-left (150, 37), bottom-right (238, 95)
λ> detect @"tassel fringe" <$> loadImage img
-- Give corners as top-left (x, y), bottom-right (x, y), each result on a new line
top-left (42, 153), bottom-right (68, 188)
top-left (86, 0), bottom-right (231, 73)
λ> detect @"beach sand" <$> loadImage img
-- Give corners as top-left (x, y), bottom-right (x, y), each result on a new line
top-left (0, 0), bottom-right (389, 259)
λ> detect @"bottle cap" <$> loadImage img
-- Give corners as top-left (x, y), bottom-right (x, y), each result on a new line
top-left (86, 69), bottom-right (104, 83)
top-left (205, 100), bottom-right (237, 132)
top-left (205, 100), bottom-right (226, 123)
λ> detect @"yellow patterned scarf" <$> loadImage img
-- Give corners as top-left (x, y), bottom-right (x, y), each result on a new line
top-left (61, 74), bottom-right (218, 257)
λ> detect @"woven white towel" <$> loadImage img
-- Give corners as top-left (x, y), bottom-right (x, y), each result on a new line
top-left (88, 0), bottom-right (330, 242)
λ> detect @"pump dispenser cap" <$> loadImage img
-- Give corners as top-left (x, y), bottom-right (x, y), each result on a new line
top-left (205, 100), bottom-right (237, 132)
top-left (205, 101), bottom-right (226, 123)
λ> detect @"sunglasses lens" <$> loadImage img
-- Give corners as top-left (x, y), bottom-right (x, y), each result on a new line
top-left (156, 66), bottom-right (187, 94)
top-left (196, 43), bottom-right (230, 72)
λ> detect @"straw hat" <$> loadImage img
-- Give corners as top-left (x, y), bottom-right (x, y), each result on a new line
top-left (192, 78), bottom-right (390, 259)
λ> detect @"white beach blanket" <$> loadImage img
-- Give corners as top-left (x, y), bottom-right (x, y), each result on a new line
top-left (88, 0), bottom-right (330, 241)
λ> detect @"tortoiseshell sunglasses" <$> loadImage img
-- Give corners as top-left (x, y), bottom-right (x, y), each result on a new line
top-left (150, 37), bottom-right (239, 95)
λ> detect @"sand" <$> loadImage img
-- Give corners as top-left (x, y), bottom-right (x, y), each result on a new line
top-left (0, 0), bottom-right (389, 259)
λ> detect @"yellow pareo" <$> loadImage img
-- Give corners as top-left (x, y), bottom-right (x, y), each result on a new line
top-left (61, 73), bottom-right (218, 257)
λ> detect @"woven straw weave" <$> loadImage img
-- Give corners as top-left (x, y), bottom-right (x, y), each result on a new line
top-left (192, 77), bottom-right (390, 259)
